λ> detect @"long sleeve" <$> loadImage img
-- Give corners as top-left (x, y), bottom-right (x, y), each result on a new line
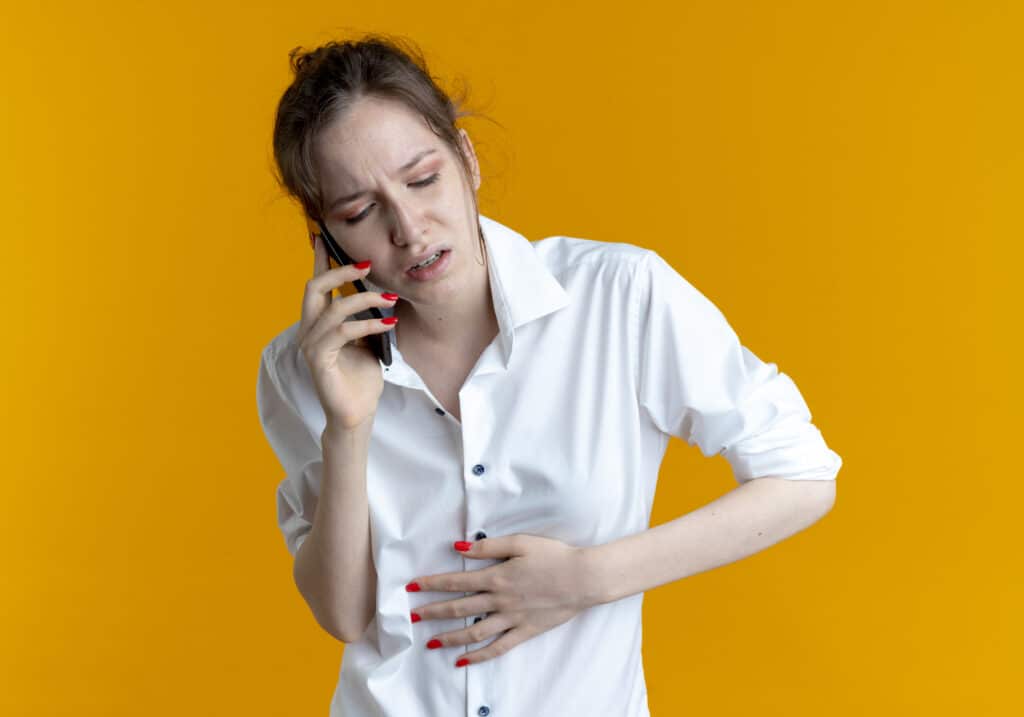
top-left (633, 250), bottom-right (843, 483)
top-left (255, 339), bottom-right (323, 557)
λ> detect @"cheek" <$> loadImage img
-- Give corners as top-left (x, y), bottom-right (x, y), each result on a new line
top-left (443, 180), bottom-right (472, 214)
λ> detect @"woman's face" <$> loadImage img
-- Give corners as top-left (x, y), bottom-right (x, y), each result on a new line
top-left (313, 95), bottom-right (482, 304)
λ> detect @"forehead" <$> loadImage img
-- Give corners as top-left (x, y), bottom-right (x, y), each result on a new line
top-left (314, 96), bottom-right (440, 179)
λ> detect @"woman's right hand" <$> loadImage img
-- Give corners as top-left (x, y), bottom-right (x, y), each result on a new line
top-left (296, 233), bottom-right (399, 431)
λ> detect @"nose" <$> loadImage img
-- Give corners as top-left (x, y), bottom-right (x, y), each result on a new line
top-left (388, 196), bottom-right (426, 250)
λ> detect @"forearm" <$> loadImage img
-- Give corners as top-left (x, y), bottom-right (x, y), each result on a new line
top-left (293, 419), bottom-right (377, 643)
top-left (579, 477), bottom-right (836, 606)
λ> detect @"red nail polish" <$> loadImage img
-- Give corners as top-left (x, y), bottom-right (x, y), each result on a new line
top-left (455, 658), bottom-right (469, 667)
top-left (405, 582), bottom-right (420, 592)
top-left (410, 612), bottom-right (421, 623)
top-left (381, 293), bottom-right (399, 301)
top-left (454, 541), bottom-right (472, 551)
top-left (354, 260), bottom-right (371, 269)
top-left (427, 639), bottom-right (443, 649)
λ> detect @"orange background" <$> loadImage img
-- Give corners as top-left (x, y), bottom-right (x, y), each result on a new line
top-left (2, 1), bottom-right (1019, 714)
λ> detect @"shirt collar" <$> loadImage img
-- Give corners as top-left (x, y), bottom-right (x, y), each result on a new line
top-left (374, 213), bottom-right (570, 385)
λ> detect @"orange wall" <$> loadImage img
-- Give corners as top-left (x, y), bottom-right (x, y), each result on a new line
top-left (3, 1), bottom-right (1018, 714)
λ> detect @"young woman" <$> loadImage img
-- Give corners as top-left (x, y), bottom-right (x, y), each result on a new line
top-left (257, 34), bottom-right (842, 717)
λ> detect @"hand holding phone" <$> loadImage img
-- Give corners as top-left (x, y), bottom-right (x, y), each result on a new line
top-left (296, 218), bottom-right (397, 429)
top-left (305, 217), bottom-right (394, 368)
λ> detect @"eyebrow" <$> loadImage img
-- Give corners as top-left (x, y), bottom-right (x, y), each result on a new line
top-left (326, 148), bottom-right (438, 213)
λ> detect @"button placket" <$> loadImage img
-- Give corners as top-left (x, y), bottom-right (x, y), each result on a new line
top-left (471, 531), bottom-right (487, 623)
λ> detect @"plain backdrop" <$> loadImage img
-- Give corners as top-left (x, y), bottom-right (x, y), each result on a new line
top-left (2, 1), bottom-right (1019, 714)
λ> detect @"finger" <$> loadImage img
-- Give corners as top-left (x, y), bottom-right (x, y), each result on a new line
top-left (408, 566), bottom-right (494, 596)
top-left (454, 535), bottom-right (527, 559)
top-left (311, 233), bottom-right (331, 297)
top-left (302, 290), bottom-right (397, 352)
top-left (303, 313), bottom-right (396, 363)
top-left (453, 626), bottom-right (526, 667)
top-left (300, 261), bottom-right (371, 338)
top-left (413, 592), bottom-right (494, 622)
top-left (424, 612), bottom-right (513, 650)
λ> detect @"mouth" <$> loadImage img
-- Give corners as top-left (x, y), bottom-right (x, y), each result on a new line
top-left (406, 247), bottom-right (449, 273)
top-left (405, 248), bottom-right (453, 280)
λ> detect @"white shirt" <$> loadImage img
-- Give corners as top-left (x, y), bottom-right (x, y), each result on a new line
top-left (256, 213), bottom-right (843, 716)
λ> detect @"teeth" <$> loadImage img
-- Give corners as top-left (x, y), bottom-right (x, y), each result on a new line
top-left (412, 251), bottom-right (442, 270)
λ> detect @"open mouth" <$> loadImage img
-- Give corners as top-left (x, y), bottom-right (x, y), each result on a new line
top-left (407, 249), bottom-right (449, 274)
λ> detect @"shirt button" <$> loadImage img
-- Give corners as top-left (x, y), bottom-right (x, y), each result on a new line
top-left (474, 531), bottom-right (487, 540)
top-left (434, 407), bottom-right (444, 415)
top-left (477, 707), bottom-right (490, 716)
top-left (472, 464), bottom-right (485, 476)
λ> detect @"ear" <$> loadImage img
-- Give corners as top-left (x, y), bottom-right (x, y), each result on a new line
top-left (458, 128), bottom-right (481, 192)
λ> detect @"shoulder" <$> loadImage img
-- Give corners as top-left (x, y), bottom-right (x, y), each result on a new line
top-left (529, 232), bottom-right (656, 286)
top-left (523, 231), bottom-right (717, 327)
top-left (532, 232), bottom-right (707, 300)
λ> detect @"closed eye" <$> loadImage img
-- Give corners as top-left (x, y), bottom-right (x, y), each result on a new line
top-left (344, 173), bottom-right (441, 225)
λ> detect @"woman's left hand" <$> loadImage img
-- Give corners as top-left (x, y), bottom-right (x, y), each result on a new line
top-left (405, 534), bottom-right (602, 667)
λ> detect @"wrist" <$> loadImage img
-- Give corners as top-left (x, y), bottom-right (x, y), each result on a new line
top-left (575, 544), bottom-right (610, 609)
top-left (323, 415), bottom-right (373, 439)
top-left (322, 418), bottom-right (373, 454)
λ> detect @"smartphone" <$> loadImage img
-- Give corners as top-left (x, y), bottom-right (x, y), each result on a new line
top-left (306, 216), bottom-right (393, 367)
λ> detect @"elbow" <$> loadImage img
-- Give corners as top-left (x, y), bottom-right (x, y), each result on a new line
top-left (305, 595), bottom-right (357, 643)
top-left (330, 603), bottom-right (373, 643)
top-left (299, 585), bottom-right (368, 644)
top-left (309, 584), bottom-right (373, 643)
top-left (750, 475), bottom-right (837, 511)
top-left (800, 479), bottom-right (836, 519)
top-left (756, 475), bottom-right (836, 521)
top-left (805, 481), bottom-right (836, 525)
top-left (301, 598), bottom-right (357, 644)
top-left (292, 561), bottom-right (355, 644)
top-left (792, 476), bottom-right (837, 515)
top-left (790, 480), bottom-right (835, 533)
top-left (819, 479), bottom-right (837, 513)
top-left (336, 614), bottom-right (373, 644)
top-left (333, 617), bottom-right (373, 644)
top-left (324, 618), bottom-right (354, 644)
top-left (289, 535), bottom-right (376, 645)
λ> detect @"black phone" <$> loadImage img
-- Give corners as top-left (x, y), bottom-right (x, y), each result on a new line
top-left (306, 216), bottom-right (393, 367)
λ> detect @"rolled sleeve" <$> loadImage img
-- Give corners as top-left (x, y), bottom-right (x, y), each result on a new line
top-left (256, 342), bottom-right (322, 557)
top-left (633, 251), bottom-right (842, 483)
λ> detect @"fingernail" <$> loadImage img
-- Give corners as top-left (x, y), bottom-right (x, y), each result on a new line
top-left (427, 639), bottom-right (443, 649)
top-left (410, 611), bottom-right (421, 623)
top-left (455, 658), bottom-right (469, 667)
top-left (381, 293), bottom-right (399, 301)
top-left (405, 582), bottom-right (420, 592)
top-left (454, 541), bottom-right (472, 551)
top-left (354, 260), bottom-right (372, 269)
